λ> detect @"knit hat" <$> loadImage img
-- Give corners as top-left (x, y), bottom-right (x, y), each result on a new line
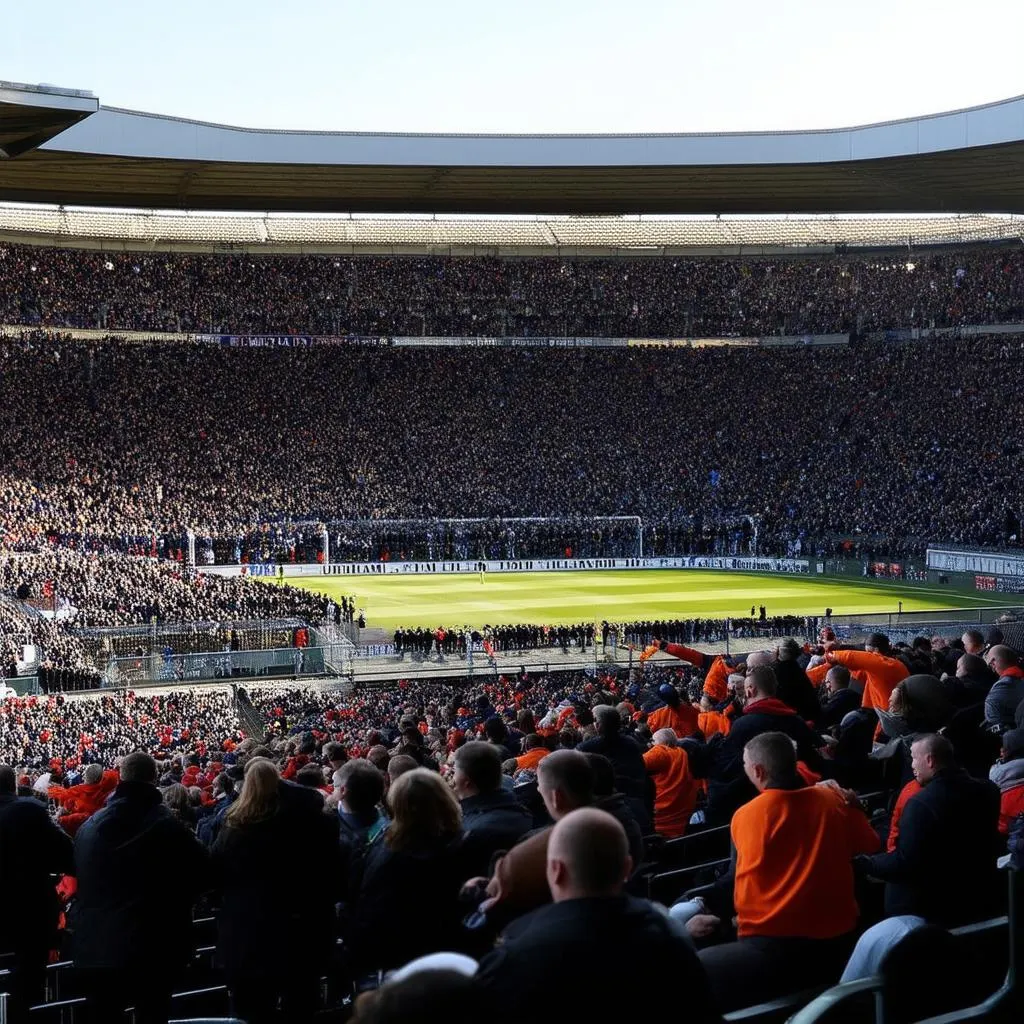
top-left (1003, 728), bottom-right (1024, 761)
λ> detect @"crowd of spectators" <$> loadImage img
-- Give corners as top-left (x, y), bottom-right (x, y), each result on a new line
top-left (0, 549), bottom-right (328, 629)
top-left (0, 331), bottom-right (1022, 567)
top-left (1, 241), bottom-right (1023, 1018)
top-left (0, 599), bottom-right (98, 686)
top-left (0, 549), bottom-right (331, 683)
top-left (392, 615), bottom-right (813, 660)
top-left (3, 242), bottom-right (1023, 338)
top-left (0, 623), bottom-right (1023, 1020)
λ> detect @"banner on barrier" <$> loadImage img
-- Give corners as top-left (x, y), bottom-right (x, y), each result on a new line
top-left (199, 563), bottom-right (325, 578)
top-left (195, 334), bottom-right (389, 348)
top-left (200, 555), bottom-right (810, 578)
top-left (390, 336), bottom-right (624, 348)
top-left (319, 556), bottom-right (810, 576)
top-left (928, 547), bottom-right (1024, 577)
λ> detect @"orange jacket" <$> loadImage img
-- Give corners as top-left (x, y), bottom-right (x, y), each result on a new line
top-left (515, 746), bottom-right (550, 772)
top-left (643, 744), bottom-right (699, 838)
top-left (698, 709), bottom-right (731, 739)
top-left (647, 702), bottom-right (699, 739)
top-left (999, 784), bottom-right (1024, 836)
top-left (731, 784), bottom-right (880, 939)
top-left (48, 770), bottom-right (118, 817)
top-left (662, 644), bottom-right (730, 702)
top-left (808, 660), bottom-right (869, 691)
top-left (703, 657), bottom-right (731, 703)
top-left (829, 650), bottom-right (909, 711)
top-left (888, 779), bottom-right (923, 851)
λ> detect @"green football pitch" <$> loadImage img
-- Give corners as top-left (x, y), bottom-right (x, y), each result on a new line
top-left (276, 570), bottom-right (1009, 633)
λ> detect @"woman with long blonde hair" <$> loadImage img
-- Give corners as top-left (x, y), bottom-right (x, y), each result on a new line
top-left (212, 757), bottom-right (341, 1023)
top-left (224, 758), bottom-right (279, 828)
top-left (385, 766), bottom-right (462, 852)
top-left (346, 766), bottom-right (467, 973)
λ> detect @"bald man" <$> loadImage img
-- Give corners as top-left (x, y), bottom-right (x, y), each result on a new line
top-left (985, 646), bottom-right (1024, 731)
top-left (860, 733), bottom-right (1001, 927)
top-left (643, 729), bottom-right (699, 837)
top-left (476, 809), bottom-right (719, 1024)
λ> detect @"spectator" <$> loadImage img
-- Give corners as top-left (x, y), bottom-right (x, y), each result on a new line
top-left (583, 752), bottom-right (645, 871)
top-left (827, 634), bottom-right (910, 713)
top-left (345, 768), bottom-right (466, 973)
top-left (643, 728), bottom-right (700, 838)
top-left (985, 646), bottom-right (1024, 731)
top-left (72, 751), bottom-right (210, 1024)
top-left (646, 682), bottom-right (699, 739)
top-left (0, 764), bottom-right (74, 1018)
top-left (513, 734), bottom-right (549, 772)
top-left (988, 728), bottom-right (1024, 836)
top-left (703, 663), bottom-right (826, 824)
top-left (212, 759), bottom-right (342, 1024)
top-left (860, 733), bottom-right (1002, 926)
top-left (480, 750), bottom-right (595, 925)
top-left (697, 732), bottom-right (880, 1011)
top-left (452, 742), bottom-right (533, 879)
top-left (773, 639), bottom-right (820, 723)
top-left (579, 703), bottom-right (652, 833)
top-left (949, 652), bottom-right (993, 708)
top-left (476, 808), bottom-right (718, 1024)
top-left (819, 665), bottom-right (862, 731)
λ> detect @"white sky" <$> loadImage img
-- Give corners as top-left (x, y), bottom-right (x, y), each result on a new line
top-left (3, 0), bottom-right (1023, 134)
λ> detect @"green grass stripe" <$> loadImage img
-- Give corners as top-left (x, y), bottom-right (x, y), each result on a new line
top-left (262, 569), bottom-right (1010, 633)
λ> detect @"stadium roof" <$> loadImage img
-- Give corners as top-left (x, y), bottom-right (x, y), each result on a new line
top-left (1, 82), bottom-right (1024, 215)
top-left (0, 82), bottom-right (97, 159)
top-left (1, 206), bottom-right (1021, 256)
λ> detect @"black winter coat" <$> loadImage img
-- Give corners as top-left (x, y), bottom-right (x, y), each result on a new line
top-left (578, 732), bottom-right (653, 833)
top-left (476, 895), bottom-right (719, 1024)
top-left (0, 793), bottom-right (73, 948)
top-left (774, 659), bottom-right (821, 724)
top-left (863, 768), bottom-right (1002, 926)
top-left (702, 699), bottom-right (824, 825)
top-left (212, 780), bottom-right (341, 976)
top-left (72, 781), bottom-right (209, 970)
top-left (460, 791), bottom-right (534, 878)
top-left (345, 832), bottom-right (467, 971)
top-left (820, 688), bottom-right (862, 732)
top-left (594, 792), bottom-right (645, 871)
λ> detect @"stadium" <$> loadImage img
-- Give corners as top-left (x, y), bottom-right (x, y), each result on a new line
top-left (0, 63), bottom-right (1023, 1024)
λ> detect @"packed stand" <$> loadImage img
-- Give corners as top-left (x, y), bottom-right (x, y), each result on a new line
top-left (0, 623), bottom-right (1022, 1020)
top-left (0, 333), bottom-right (1022, 564)
top-left (0, 549), bottom-right (329, 628)
top-left (3, 242), bottom-right (1023, 337)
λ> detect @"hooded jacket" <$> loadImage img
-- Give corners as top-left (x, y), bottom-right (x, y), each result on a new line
top-left (702, 698), bottom-right (825, 825)
top-left (989, 758), bottom-right (1024, 834)
top-left (985, 667), bottom-right (1024, 731)
top-left (72, 781), bottom-right (210, 969)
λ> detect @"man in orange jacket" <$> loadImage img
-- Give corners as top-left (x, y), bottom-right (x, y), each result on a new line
top-left (48, 764), bottom-right (119, 836)
top-left (643, 729), bottom-right (699, 838)
top-left (825, 633), bottom-right (909, 712)
top-left (696, 731), bottom-right (879, 1011)
top-left (646, 683), bottom-right (699, 739)
top-left (652, 640), bottom-right (734, 703)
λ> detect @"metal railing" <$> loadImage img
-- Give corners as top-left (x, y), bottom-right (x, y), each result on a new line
top-left (789, 869), bottom-right (1023, 1024)
top-left (104, 645), bottom-right (329, 687)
